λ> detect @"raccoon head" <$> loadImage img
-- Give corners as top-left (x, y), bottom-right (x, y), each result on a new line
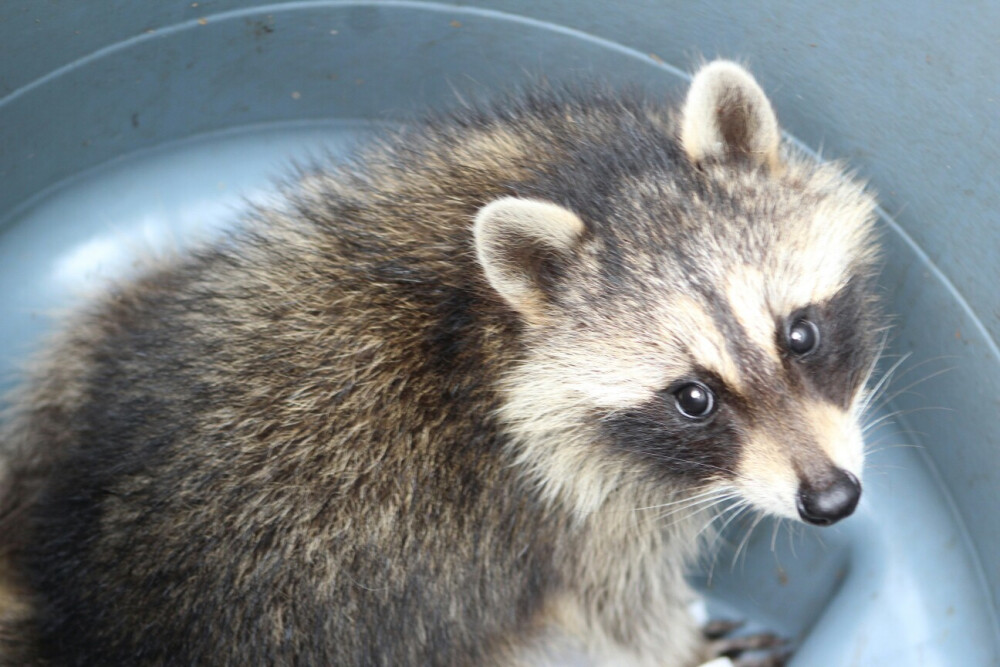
top-left (474, 61), bottom-right (881, 526)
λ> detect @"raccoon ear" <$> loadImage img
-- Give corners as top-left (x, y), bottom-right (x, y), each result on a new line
top-left (474, 197), bottom-right (585, 322)
top-left (679, 60), bottom-right (782, 172)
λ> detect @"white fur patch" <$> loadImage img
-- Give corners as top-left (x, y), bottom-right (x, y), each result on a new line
top-left (667, 295), bottom-right (745, 392)
top-left (724, 266), bottom-right (780, 362)
top-left (733, 432), bottom-right (801, 520)
top-left (805, 401), bottom-right (866, 482)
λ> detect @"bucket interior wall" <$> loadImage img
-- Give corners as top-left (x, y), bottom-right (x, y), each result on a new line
top-left (1, 3), bottom-right (997, 664)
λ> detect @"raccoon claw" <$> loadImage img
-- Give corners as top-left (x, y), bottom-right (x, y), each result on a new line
top-left (702, 619), bottom-right (745, 640)
top-left (711, 632), bottom-right (785, 657)
top-left (703, 620), bottom-right (790, 667)
top-left (729, 649), bottom-right (793, 667)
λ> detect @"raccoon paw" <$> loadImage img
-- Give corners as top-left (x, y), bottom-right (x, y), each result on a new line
top-left (701, 619), bottom-right (791, 667)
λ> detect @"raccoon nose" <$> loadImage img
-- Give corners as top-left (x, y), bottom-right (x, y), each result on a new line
top-left (796, 469), bottom-right (861, 526)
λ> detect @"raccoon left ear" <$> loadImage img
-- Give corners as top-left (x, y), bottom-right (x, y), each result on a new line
top-left (474, 197), bottom-right (585, 323)
top-left (679, 60), bottom-right (782, 172)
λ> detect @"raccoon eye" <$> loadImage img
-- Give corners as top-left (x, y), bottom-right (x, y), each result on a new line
top-left (673, 382), bottom-right (715, 419)
top-left (788, 318), bottom-right (820, 355)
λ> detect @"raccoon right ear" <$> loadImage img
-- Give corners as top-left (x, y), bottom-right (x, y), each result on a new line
top-left (474, 197), bottom-right (585, 323)
top-left (679, 60), bottom-right (782, 172)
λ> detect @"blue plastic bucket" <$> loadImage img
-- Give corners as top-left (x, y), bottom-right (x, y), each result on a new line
top-left (1, 3), bottom-right (997, 664)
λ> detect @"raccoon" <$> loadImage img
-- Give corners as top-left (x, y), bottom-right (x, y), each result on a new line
top-left (0, 61), bottom-right (881, 666)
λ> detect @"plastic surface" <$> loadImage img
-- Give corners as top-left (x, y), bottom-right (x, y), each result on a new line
top-left (1, 2), bottom-right (997, 664)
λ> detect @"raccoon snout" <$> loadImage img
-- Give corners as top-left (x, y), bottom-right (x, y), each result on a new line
top-left (795, 468), bottom-right (861, 526)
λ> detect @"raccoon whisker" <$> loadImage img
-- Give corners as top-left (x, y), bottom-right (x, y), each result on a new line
top-left (856, 351), bottom-right (911, 417)
top-left (867, 368), bottom-right (956, 414)
top-left (649, 490), bottom-right (726, 515)
top-left (706, 502), bottom-right (753, 585)
top-left (671, 509), bottom-right (724, 550)
top-left (867, 440), bottom-right (924, 452)
top-left (861, 430), bottom-right (897, 449)
top-left (858, 352), bottom-right (934, 418)
top-left (862, 405), bottom-right (952, 435)
top-left (693, 497), bottom-right (742, 543)
top-left (878, 353), bottom-right (960, 387)
top-left (692, 508), bottom-right (734, 578)
top-left (653, 491), bottom-right (740, 523)
top-left (861, 408), bottom-right (913, 434)
top-left (865, 444), bottom-right (923, 459)
top-left (857, 329), bottom-right (891, 399)
top-left (861, 355), bottom-right (958, 418)
top-left (861, 408), bottom-right (912, 433)
top-left (787, 521), bottom-right (801, 559)
top-left (710, 500), bottom-right (753, 547)
top-left (659, 502), bottom-right (726, 533)
top-left (861, 419), bottom-right (897, 440)
top-left (731, 512), bottom-right (767, 571)
top-left (862, 463), bottom-right (908, 474)
top-left (857, 350), bottom-right (907, 415)
top-left (700, 515), bottom-right (733, 576)
top-left (632, 487), bottom-right (731, 512)
top-left (770, 516), bottom-right (784, 553)
top-left (694, 492), bottom-right (741, 524)
top-left (623, 450), bottom-right (737, 477)
top-left (634, 486), bottom-right (729, 510)
top-left (660, 489), bottom-right (739, 521)
top-left (692, 510), bottom-right (724, 544)
top-left (863, 427), bottom-right (927, 459)
top-left (652, 500), bottom-right (723, 524)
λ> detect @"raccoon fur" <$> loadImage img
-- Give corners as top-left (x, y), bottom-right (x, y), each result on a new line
top-left (0, 61), bottom-right (882, 666)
